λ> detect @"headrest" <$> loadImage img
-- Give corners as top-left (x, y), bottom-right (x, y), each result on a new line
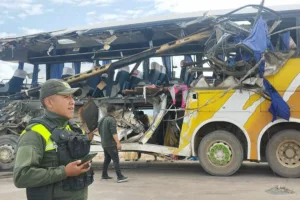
top-left (13, 69), bottom-right (27, 79)
top-left (62, 67), bottom-right (75, 76)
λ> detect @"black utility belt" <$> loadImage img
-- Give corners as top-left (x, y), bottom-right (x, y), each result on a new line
top-left (64, 168), bottom-right (94, 191)
top-left (55, 168), bottom-right (94, 191)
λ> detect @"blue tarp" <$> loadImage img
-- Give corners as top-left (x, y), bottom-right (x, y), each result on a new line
top-left (241, 17), bottom-right (271, 78)
top-left (242, 16), bottom-right (269, 54)
top-left (243, 16), bottom-right (290, 122)
top-left (279, 31), bottom-right (290, 51)
top-left (263, 79), bottom-right (290, 122)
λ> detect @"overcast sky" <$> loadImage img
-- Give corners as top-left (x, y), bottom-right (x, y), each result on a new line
top-left (0, 0), bottom-right (299, 82)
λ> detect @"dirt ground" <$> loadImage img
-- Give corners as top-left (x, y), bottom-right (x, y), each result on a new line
top-left (1, 158), bottom-right (300, 200)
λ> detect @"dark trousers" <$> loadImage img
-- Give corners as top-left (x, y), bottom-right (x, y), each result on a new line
top-left (102, 146), bottom-right (122, 178)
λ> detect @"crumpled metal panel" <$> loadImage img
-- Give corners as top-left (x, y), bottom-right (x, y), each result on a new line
top-left (264, 50), bottom-right (296, 77)
top-left (140, 94), bottom-right (167, 144)
top-left (79, 99), bottom-right (99, 132)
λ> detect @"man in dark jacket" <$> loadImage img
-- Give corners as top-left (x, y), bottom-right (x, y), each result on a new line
top-left (98, 105), bottom-right (128, 183)
top-left (13, 79), bottom-right (93, 200)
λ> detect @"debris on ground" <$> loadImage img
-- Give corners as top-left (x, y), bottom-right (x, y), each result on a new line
top-left (265, 185), bottom-right (295, 195)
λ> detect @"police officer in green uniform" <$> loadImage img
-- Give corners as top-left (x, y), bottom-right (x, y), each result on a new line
top-left (13, 79), bottom-right (94, 200)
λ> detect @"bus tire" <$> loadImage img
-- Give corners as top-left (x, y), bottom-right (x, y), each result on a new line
top-left (266, 129), bottom-right (300, 178)
top-left (0, 134), bottom-right (19, 170)
top-left (198, 130), bottom-right (243, 176)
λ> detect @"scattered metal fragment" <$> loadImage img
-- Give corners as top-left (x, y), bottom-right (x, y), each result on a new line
top-left (266, 185), bottom-right (295, 195)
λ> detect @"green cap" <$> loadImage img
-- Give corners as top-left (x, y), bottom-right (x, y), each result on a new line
top-left (40, 79), bottom-right (82, 101)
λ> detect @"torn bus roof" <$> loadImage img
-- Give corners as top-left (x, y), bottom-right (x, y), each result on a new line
top-left (1, 4), bottom-right (300, 64)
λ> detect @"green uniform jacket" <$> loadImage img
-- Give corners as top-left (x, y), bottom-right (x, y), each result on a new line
top-left (13, 110), bottom-right (88, 200)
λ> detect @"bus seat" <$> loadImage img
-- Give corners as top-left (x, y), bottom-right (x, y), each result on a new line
top-left (157, 65), bottom-right (167, 85)
top-left (0, 69), bottom-right (27, 95)
top-left (127, 69), bottom-right (143, 89)
top-left (61, 67), bottom-right (75, 79)
top-left (149, 62), bottom-right (161, 85)
top-left (115, 66), bottom-right (130, 91)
